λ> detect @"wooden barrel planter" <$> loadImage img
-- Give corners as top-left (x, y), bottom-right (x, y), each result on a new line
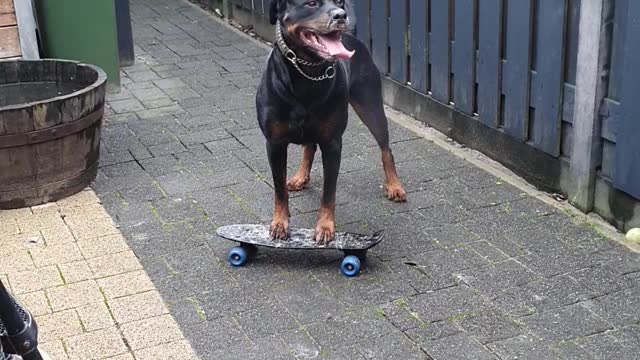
top-left (0, 59), bottom-right (107, 209)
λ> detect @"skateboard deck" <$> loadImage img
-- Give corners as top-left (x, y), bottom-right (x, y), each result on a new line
top-left (216, 224), bottom-right (385, 276)
top-left (216, 224), bottom-right (385, 250)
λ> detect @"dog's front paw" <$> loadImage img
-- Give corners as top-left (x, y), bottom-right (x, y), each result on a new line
top-left (385, 182), bottom-right (407, 203)
top-left (270, 218), bottom-right (289, 240)
top-left (314, 219), bottom-right (335, 245)
top-left (287, 174), bottom-right (310, 191)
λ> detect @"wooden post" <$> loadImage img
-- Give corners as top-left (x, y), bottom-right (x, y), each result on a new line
top-left (115, 0), bottom-right (135, 67)
top-left (569, 0), bottom-right (612, 212)
top-left (14, 0), bottom-right (39, 59)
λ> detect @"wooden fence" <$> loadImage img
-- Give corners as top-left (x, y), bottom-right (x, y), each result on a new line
top-left (211, 0), bottom-right (640, 230)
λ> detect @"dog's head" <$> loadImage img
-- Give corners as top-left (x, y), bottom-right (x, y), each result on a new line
top-left (270, 0), bottom-right (355, 61)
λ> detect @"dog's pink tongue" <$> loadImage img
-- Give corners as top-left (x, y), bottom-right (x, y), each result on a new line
top-left (317, 35), bottom-right (355, 59)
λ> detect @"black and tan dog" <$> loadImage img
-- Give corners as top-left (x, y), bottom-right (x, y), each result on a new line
top-left (257, 0), bottom-right (407, 244)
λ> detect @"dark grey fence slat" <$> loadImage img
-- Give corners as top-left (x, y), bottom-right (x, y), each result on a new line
top-left (608, 0), bottom-right (629, 100)
top-left (453, 0), bottom-right (475, 115)
top-left (477, 0), bottom-right (502, 128)
top-left (614, 1), bottom-right (640, 200)
top-left (390, 0), bottom-right (408, 82)
top-left (430, 0), bottom-right (450, 103)
top-left (354, 0), bottom-right (371, 48)
top-left (531, 0), bottom-right (566, 156)
top-left (564, 0), bottom-right (581, 85)
top-left (242, 0), bottom-right (252, 10)
top-left (409, 0), bottom-right (428, 94)
top-left (371, 0), bottom-right (388, 74)
top-left (503, 0), bottom-right (532, 141)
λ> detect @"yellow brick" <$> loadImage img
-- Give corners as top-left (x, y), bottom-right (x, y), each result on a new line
top-left (105, 354), bottom-right (135, 360)
top-left (64, 327), bottom-right (128, 360)
top-left (0, 218), bottom-right (20, 237)
top-left (36, 309), bottom-right (84, 343)
top-left (16, 211), bottom-right (65, 232)
top-left (134, 340), bottom-right (198, 360)
top-left (109, 290), bottom-right (168, 324)
top-left (41, 226), bottom-right (76, 246)
top-left (9, 266), bottom-right (63, 294)
top-left (78, 233), bottom-right (130, 259)
top-left (121, 315), bottom-right (183, 350)
top-left (0, 208), bottom-right (32, 222)
top-left (66, 214), bottom-right (118, 241)
top-left (31, 202), bottom-right (60, 216)
top-left (0, 249), bottom-right (35, 275)
top-left (40, 340), bottom-right (69, 360)
top-left (97, 270), bottom-right (155, 299)
top-left (47, 280), bottom-right (104, 312)
top-left (88, 251), bottom-right (142, 278)
top-left (56, 190), bottom-right (100, 209)
top-left (1, 231), bottom-right (45, 251)
top-left (30, 243), bottom-right (84, 268)
top-left (76, 301), bottom-right (114, 331)
top-left (59, 261), bottom-right (94, 284)
top-left (16, 291), bottom-right (51, 316)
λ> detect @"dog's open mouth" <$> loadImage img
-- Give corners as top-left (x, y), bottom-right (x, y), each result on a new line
top-left (299, 29), bottom-right (355, 60)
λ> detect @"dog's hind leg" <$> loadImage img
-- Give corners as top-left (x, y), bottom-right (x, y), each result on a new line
top-left (349, 75), bottom-right (407, 202)
top-left (288, 144), bottom-right (317, 191)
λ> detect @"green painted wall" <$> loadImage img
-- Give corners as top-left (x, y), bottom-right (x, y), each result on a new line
top-left (35, 0), bottom-right (120, 88)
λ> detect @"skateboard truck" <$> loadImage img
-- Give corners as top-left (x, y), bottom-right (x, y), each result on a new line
top-left (0, 280), bottom-right (47, 360)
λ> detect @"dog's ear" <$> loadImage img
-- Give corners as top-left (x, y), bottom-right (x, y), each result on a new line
top-left (269, 0), bottom-right (279, 25)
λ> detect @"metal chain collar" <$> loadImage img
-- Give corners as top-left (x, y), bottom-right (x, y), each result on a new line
top-left (276, 21), bottom-right (336, 82)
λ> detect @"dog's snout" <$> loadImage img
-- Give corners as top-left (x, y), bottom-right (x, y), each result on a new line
top-left (332, 9), bottom-right (347, 22)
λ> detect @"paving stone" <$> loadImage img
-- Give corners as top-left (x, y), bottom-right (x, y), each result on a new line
top-left (407, 286), bottom-right (491, 323)
top-left (0, 248), bottom-right (36, 275)
top-left (16, 290), bottom-right (51, 316)
top-left (424, 334), bottom-right (497, 360)
top-left (39, 340), bottom-right (69, 360)
top-left (109, 99), bottom-right (146, 113)
top-left (454, 309), bottom-right (524, 344)
top-left (65, 327), bottom-right (128, 359)
top-left (87, 250), bottom-right (143, 278)
top-left (9, 266), bottom-right (63, 294)
top-left (236, 300), bottom-right (299, 340)
top-left (521, 303), bottom-right (613, 341)
top-left (201, 337), bottom-right (294, 360)
top-left (134, 340), bottom-right (198, 360)
top-left (36, 309), bottom-right (84, 343)
top-left (30, 243), bottom-right (84, 267)
top-left (109, 290), bottom-right (169, 323)
top-left (181, 316), bottom-right (247, 351)
top-left (581, 287), bottom-right (640, 327)
top-left (306, 309), bottom-right (396, 350)
top-left (569, 264), bottom-right (634, 298)
top-left (487, 334), bottom-right (562, 360)
top-left (47, 280), bottom-right (103, 311)
top-left (120, 314), bottom-right (184, 350)
top-left (405, 320), bottom-right (463, 344)
top-left (359, 331), bottom-right (430, 360)
top-left (97, 270), bottom-right (156, 299)
top-left (76, 300), bottom-right (114, 331)
top-left (273, 276), bottom-right (346, 325)
top-left (458, 260), bottom-right (539, 295)
top-left (59, 261), bottom-right (94, 284)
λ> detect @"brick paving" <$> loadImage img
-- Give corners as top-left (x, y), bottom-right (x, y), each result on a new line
top-left (0, 190), bottom-right (198, 360)
top-left (92, 0), bottom-right (640, 358)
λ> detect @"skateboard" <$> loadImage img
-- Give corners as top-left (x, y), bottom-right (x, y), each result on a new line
top-left (216, 224), bottom-right (385, 277)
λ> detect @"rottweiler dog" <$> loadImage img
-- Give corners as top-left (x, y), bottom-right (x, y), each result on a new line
top-left (257, 0), bottom-right (407, 244)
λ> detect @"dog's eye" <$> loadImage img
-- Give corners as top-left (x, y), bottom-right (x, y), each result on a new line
top-left (306, 1), bottom-right (318, 7)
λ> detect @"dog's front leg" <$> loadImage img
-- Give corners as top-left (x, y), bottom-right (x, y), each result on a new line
top-left (315, 139), bottom-right (342, 245)
top-left (267, 142), bottom-right (289, 239)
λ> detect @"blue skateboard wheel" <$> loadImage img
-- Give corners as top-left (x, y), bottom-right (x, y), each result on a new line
top-left (341, 255), bottom-right (361, 277)
top-left (228, 246), bottom-right (248, 267)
